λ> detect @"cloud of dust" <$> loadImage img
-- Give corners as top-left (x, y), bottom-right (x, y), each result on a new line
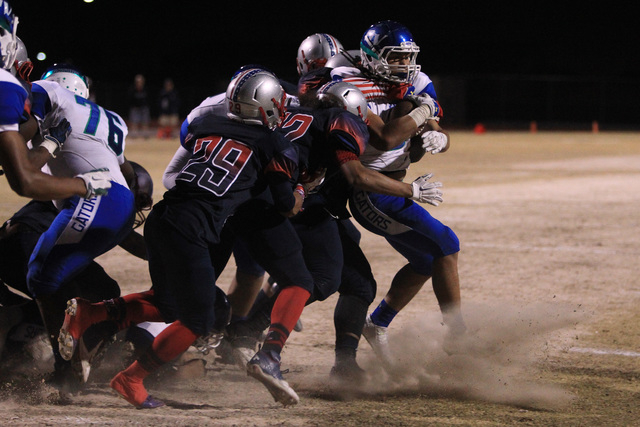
top-left (347, 301), bottom-right (584, 409)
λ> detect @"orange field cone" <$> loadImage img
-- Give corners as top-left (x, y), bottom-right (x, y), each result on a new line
top-left (530, 121), bottom-right (538, 133)
top-left (592, 121), bottom-right (599, 133)
top-left (474, 123), bottom-right (486, 134)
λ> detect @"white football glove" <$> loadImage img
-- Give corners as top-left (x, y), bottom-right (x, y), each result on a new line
top-left (421, 131), bottom-right (448, 155)
top-left (410, 173), bottom-right (443, 206)
top-left (76, 168), bottom-right (112, 199)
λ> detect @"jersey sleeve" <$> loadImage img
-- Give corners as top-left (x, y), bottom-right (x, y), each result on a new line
top-left (328, 112), bottom-right (369, 165)
top-left (0, 80), bottom-right (28, 130)
top-left (29, 82), bottom-right (54, 120)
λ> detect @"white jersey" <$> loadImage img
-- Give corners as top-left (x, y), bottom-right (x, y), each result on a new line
top-left (331, 67), bottom-right (434, 172)
top-left (31, 80), bottom-right (128, 189)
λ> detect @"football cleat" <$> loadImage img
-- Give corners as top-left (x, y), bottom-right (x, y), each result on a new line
top-left (330, 358), bottom-right (367, 383)
top-left (362, 315), bottom-right (393, 368)
top-left (247, 350), bottom-right (299, 406)
top-left (110, 371), bottom-right (165, 409)
top-left (58, 298), bottom-right (95, 361)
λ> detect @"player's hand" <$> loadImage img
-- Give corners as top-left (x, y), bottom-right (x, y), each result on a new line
top-left (410, 173), bottom-right (443, 206)
top-left (76, 168), bottom-right (112, 199)
top-left (421, 131), bottom-right (448, 155)
top-left (299, 167), bottom-right (327, 194)
top-left (40, 118), bottom-right (72, 157)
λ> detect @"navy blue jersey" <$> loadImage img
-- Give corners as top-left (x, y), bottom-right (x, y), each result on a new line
top-left (161, 115), bottom-right (299, 243)
top-left (279, 106), bottom-right (368, 219)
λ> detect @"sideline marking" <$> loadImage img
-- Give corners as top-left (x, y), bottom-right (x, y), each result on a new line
top-left (569, 347), bottom-right (640, 357)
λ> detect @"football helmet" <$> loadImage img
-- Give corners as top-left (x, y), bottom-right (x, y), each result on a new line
top-left (360, 20), bottom-right (421, 84)
top-left (129, 161), bottom-right (153, 229)
top-left (296, 33), bottom-right (343, 76)
top-left (41, 63), bottom-right (90, 99)
top-left (317, 81), bottom-right (368, 121)
top-left (12, 36), bottom-right (32, 81)
top-left (0, 0), bottom-right (18, 71)
top-left (226, 68), bottom-right (286, 130)
top-left (326, 49), bottom-right (361, 69)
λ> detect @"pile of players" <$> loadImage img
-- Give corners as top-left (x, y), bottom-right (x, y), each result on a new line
top-left (0, 0), bottom-right (466, 409)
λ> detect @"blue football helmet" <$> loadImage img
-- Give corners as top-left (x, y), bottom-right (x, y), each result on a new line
top-left (0, 0), bottom-right (18, 71)
top-left (41, 63), bottom-right (90, 99)
top-left (360, 20), bottom-right (421, 84)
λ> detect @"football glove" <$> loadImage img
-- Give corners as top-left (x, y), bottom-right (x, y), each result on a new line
top-left (410, 173), bottom-right (443, 206)
top-left (40, 118), bottom-right (72, 157)
top-left (76, 168), bottom-right (112, 199)
top-left (421, 131), bottom-right (448, 155)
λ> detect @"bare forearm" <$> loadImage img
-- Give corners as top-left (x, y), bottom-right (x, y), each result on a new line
top-left (342, 160), bottom-right (412, 198)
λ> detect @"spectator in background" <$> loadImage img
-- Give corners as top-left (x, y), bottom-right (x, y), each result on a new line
top-left (156, 78), bottom-right (180, 139)
top-left (127, 74), bottom-right (151, 138)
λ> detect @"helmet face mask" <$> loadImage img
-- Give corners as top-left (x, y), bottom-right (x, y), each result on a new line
top-left (360, 20), bottom-right (421, 84)
top-left (0, 0), bottom-right (18, 72)
top-left (226, 68), bottom-right (286, 130)
top-left (296, 33), bottom-right (343, 76)
top-left (317, 81), bottom-right (368, 121)
top-left (41, 63), bottom-right (90, 99)
top-left (129, 161), bottom-right (153, 229)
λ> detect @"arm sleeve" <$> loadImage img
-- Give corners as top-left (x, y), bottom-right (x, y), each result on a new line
top-left (268, 173), bottom-right (296, 213)
top-left (29, 82), bottom-right (53, 120)
top-left (163, 145), bottom-right (191, 189)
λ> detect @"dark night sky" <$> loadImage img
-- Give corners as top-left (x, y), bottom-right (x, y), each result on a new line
top-left (12, 1), bottom-right (640, 117)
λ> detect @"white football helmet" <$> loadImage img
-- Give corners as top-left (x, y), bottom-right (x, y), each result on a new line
top-left (0, 0), bottom-right (18, 71)
top-left (41, 63), bottom-right (90, 99)
top-left (360, 20), bottom-right (421, 84)
top-left (226, 68), bottom-right (286, 130)
top-left (317, 81), bottom-right (368, 121)
top-left (12, 36), bottom-right (32, 80)
top-left (296, 33), bottom-right (343, 76)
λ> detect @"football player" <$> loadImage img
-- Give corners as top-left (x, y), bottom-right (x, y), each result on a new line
top-left (19, 63), bottom-right (137, 387)
top-left (59, 68), bottom-right (313, 408)
top-left (0, 1), bottom-right (104, 201)
top-left (228, 81), bottom-right (444, 379)
top-left (330, 21), bottom-right (467, 366)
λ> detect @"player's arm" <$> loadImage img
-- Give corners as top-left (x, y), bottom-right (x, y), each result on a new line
top-left (340, 157), bottom-right (412, 197)
top-left (163, 145), bottom-right (190, 189)
top-left (367, 98), bottom-right (438, 151)
top-left (118, 230), bottom-right (148, 260)
top-left (338, 153), bottom-right (443, 206)
top-left (0, 130), bottom-right (87, 200)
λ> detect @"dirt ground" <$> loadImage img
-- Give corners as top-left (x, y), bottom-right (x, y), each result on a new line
top-left (1, 131), bottom-right (639, 426)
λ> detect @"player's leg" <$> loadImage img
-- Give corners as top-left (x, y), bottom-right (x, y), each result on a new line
top-left (228, 203), bottom-right (314, 406)
top-left (350, 191), bottom-right (464, 359)
top-left (227, 238), bottom-right (266, 319)
top-left (331, 218), bottom-right (376, 380)
top-left (110, 205), bottom-right (226, 408)
top-left (27, 186), bottom-right (135, 384)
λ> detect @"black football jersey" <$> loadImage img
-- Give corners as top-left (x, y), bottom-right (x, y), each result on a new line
top-left (161, 115), bottom-right (299, 243)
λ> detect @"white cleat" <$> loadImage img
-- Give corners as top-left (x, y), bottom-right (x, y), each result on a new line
top-left (362, 315), bottom-right (393, 368)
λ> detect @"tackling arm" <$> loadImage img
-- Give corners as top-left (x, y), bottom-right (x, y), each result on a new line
top-left (0, 130), bottom-right (87, 200)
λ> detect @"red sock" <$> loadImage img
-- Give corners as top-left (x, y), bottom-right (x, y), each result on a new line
top-left (121, 290), bottom-right (164, 325)
top-left (145, 320), bottom-right (199, 368)
top-left (262, 286), bottom-right (310, 354)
